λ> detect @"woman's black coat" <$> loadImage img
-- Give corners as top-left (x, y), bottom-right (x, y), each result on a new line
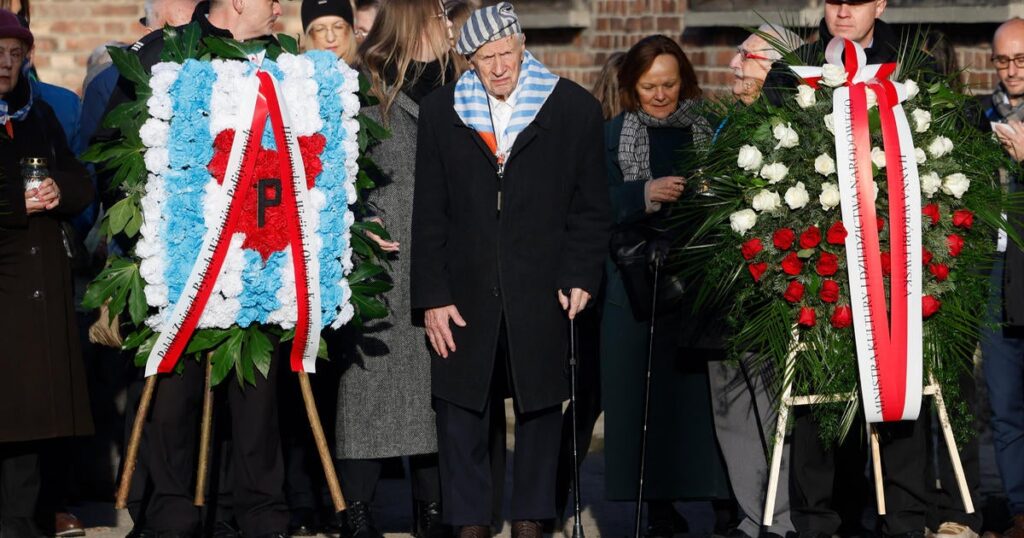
top-left (410, 78), bottom-right (611, 413)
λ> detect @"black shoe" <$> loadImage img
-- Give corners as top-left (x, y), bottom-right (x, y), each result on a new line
top-left (414, 501), bottom-right (452, 538)
top-left (645, 501), bottom-right (688, 537)
top-left (288, 509), bottom-right (317, 537)
top-left (341, 502), bottom-right (383, 538)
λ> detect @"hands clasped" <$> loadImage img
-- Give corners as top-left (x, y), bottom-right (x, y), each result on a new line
top-left (26, 178), bottom-right (61, 215)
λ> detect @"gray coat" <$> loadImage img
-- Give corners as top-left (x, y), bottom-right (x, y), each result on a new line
top-left (334, 92), bottom-right (437, 459)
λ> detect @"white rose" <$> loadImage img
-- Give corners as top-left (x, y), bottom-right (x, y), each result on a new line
top-left (751, 189), bottom-right (782, 212)
top-left (814, 153), bottom-right (836, 176)
top-left (785, 182), bottom-right (810, 210)
top-left (759, 162), bottom-right (790, 184)
top-left (866, 87), bottom-right (878, 109)
top-left (941, 173), bottom-right (971, 199)
top-left (871, 146), bottom-right (887, 169)
top-left (737, 145), bottom-right (764, 172)
top-left (928, 136), bottom-right (954, 158)
top-left (795, 85), bottom-right (817, 108)
top-left (920, 171), bottom-right (942, 198)
top-left (911, 109), bottom-right (931, 133)
top-left (904, 79), bottom-right (920, 100)
top-left (822, 63), bottom-right (848, 87)
top-left (773, 122), bottom-right (799, 149)
top-left (824, 113), bottom-right (835, 135)
top-left (915, 147), bottom-right (927, 164)
top-left (729, 208), bottom-right (758, 235)
top-left (819, 182), bottom-right (840, 210)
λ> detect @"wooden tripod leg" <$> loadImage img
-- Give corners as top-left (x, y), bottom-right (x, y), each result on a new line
top-left (762, 393), bottom-right (791, 527)
top-left (116, 375), bottom-right (158, 509)
top-left (870, 424), bottom-right (886, 516)
top-left (194, 356), bottom-right (215, 506)
top-left (930, 376), bottom-right (975, 513)
top-left (298, 372), bottom-right (346, 512)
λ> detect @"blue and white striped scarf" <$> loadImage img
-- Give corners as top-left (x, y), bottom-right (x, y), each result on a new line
top-left (0, 87), bottom-right (32, 127)
top-left (453, 50), bottom-right (558, 161)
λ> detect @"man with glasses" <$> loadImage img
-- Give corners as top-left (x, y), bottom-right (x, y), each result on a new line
top-left (728, 24), bottom-right (800, 106)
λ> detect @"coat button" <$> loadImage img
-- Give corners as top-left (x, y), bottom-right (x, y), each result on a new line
top-left (29, 246), bottom-right (39, 255)
top-left (32, 290), bottom-right (43, 299)
top-left (492, 287), bottom-right (500, 297)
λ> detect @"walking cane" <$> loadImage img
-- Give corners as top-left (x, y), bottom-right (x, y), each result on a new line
top-left (633, 241), bottom-right (668, 538)
top-left (563, 289), bottom-right (586, 538)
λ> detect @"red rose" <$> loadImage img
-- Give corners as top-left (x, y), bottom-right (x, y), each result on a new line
top-left (781, 251), bottom-right (804, 275)
top-left (929, 263), bottom-right (950, 281)
top-left (923, 203), bottom-right (940, 226)
top-left (742, 238), bottom-right (764, 261)
top-left (876, 216), bottom-right (886, 232)
top-left (922, 248), bottom-right (933, 265)
top-left (948, 234), bottom-right (965, 257)
top-left (774, 228), bottom-right (796, 250)
top-left (816, 252), bottom-right (839, 276)
top-left (783, 280), bottom-right (805, 303)
top-left (952, 209), bottom-right (974, 229)
top-left (826, 222), bottom-right (847, 245)
top-left (797, 306), bottom-right (816, 327)
top-left (820, 279), bottom-right (840, 303)
top-left (923, 295), bottom-right (942, 318)
top-left (831, 305), bottom-right (853, 328)
top-left (880, 251), bottom-right (892, 277)
top-left (748, 262), bottom-right (768, 282)
top-left (800, 226), bottom-right (822, 249)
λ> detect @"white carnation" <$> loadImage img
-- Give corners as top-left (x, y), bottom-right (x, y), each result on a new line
top-left (795, 84), bottom-right (817, 108)
top-left (737, 145), bottom-right (764, 172)
top-left (773, 122), bottom-right (799, 149)
top-left (139, 118), bottom-right (169, 148)
top-left (871, 146), bottom-right (887, 169)
top-left (784, 182), bottom-right (810, 210)
top-left (928, 136), bottom-right (954, 159)
top-left (147, 94), bottom-right (173, 120)
top-left (915, 147), bottom-right (927, 164)
top-left (729, 208), bottom-right (758, 235)
top-left (822, 63), bottom-right (848, 87)
top-left (144, 147), bottom-right (169, 174)
top-left (751, 189), bottom-right (782, 212)
top-left (911, 109), bottom-right (931, 133)
top-left (920, 172), bottom-right (942, 198)
top-left (759, 162), bottom-right (789, 184)
top-left (941, 173), bottom-right (971, 199)
top-left (814, 153), bottom-right (836, 176)
top-left (819, 182), bottom-right (840, 210)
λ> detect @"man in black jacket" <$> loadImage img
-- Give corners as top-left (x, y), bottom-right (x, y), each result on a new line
top-left (409, 3), bottom-right (610, 537)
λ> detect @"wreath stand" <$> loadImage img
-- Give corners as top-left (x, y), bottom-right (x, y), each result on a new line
top-left (114, 354), bottom-right (347, 513)
top-left (761, 340), bottom-right (975, 527)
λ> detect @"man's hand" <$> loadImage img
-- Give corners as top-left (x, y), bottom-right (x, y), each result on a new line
top-left (647, 176), bottom-right (686, 203)
top-left (424, 304), bottom-right (467, 359)
top-left (365, 217), bottom-right (400, 253)
top-left (26, 178), bottom-right (60, 215)
top-left (995, 120), bottom-right (1024, 162)
top-left (558, 288), bottom-right (591, 320)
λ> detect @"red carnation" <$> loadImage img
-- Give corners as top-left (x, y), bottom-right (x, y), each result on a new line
top-left (774, 228), bottom-right (796, 250)
top-left (820, 279), bottom-right (840, 303)
top-left (923, 203), bottom-right (940, 226)
top-left (827, 221), bottom-right (847, 245)
top-left (929, 263), bottom-right (950, 281)
top-left (952, 209), bottom-right (974, 230)
top-left (923, 295), bottom-right (942, 318)
top-left (783, 280), bottom-right (805, 303)
top-left (800, 226), bottom-right (822, 249)
top-left (742, 238), bottom-right (764, 261)
top-left (923, 248), bottom-right (933, 265)
top-left (831, 305), bottom-right (853, 328)
top-left (880, 251), bottom-right (892, 276)
top-left (781, 251), bottom-right (804, 275)
top-left (877, 216), bottom-right (886, 232)
top-left (948, 234), bottom-right (965, 257)
top-left (816, 252), bottom-right (839, 276)
top-left (797, 306), bottom-right (817, 327)
top-left (748, 262), bottom-right (768, 282)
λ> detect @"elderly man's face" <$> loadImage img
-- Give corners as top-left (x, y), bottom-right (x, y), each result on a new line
top-left (354, 6), bottom-right (376, 44)
top-left (994, 19), bottom-right (1024, 99)
top-left (470, 35), bottom-right (524, 100)
top-left (729, 34), bottom-right (774, 105)
top-left (0, 37), bottom-right (25, 97)
top-left (825, 0), bottom-right (886, 48)
top-left (232, 0), bottom-right (281, 41)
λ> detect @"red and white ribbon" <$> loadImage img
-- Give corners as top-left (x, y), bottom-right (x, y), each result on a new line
top-left (794, 38), bottom-right (923, 423)
top-left (145, 69), bottom-right (322, 377)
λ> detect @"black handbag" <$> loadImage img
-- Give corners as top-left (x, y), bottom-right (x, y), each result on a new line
top-left (609, 224), bottom-right (686, 322)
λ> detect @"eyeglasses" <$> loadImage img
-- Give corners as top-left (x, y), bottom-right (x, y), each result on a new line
top-left (736, 47), bottom-right (776, 62)
top-left (435, 0), bottom-right (455, 46)
top-left (0, 46), bottom-right (25, 64)
top-left (310, 20), bottom-right (351, 38)
top-left (992, 55), bottom-right (1024, 70)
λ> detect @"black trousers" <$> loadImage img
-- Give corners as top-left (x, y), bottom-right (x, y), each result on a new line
top-left (0, 442), bottom-right (40, 523)
top-left (434, 324), bottom-right (563, 527)
top-left (790, 408), bottom-right (930, 536)
top-left (141, 357), bottom-right (289, 537)
top-left (337, 455), bottom-right (441, 504)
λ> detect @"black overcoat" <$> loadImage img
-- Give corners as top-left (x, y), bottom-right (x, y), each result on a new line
top-left (0, 81), bottom-right (95, 443)
top-left (410, 78), bottom-right (611, 413)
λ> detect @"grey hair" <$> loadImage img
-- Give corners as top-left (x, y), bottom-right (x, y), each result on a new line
top-left (755, 23), bottom-right (803, 60)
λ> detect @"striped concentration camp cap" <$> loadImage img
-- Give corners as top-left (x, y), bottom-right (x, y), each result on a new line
top-left (455, 2), bottom-right (521, 56)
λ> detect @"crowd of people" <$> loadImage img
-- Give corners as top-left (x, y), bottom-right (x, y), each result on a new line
top-left (2, 1), bottom-right (1024, 538)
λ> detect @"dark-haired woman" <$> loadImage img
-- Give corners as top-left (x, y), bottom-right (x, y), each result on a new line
top-left (330, 1), bottom-right (461, 537)
top-left (600, 34), bottom-right (730, 536)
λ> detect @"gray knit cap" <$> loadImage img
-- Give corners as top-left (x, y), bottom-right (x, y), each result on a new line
top-left (455, 2), bottom-right (521, 56)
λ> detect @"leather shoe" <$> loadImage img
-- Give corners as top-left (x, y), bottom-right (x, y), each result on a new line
top-left (54, 512), bottom-right (85, 538)
top-left (288, 508), bottom-right (317, 537)
top-left (1003, 515), bottom-right (1024, 538)
top-left (458, 526), bottom-right (491, 538)
top-left (414, 501), bottom-right (452, 538)
top-left (511, 520), bottom-right (543, 538)
top-left (342, 502), bottom-right (384, 538)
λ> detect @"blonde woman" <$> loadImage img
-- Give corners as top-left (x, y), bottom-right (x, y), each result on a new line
top-left (301, 0), bottom-right (357, 65)
top-left (332, 1), bottom-right (461, 537)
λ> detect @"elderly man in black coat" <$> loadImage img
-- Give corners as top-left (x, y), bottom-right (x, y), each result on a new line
top-left (409, 3), bottom-right (610, 537)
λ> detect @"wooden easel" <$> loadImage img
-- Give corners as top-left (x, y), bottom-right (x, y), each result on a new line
top-left (761, 340), bottom-right (975, 526)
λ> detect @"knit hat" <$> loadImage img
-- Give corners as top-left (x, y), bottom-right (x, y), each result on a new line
top-left (301, 0), bottom-right (354, 32)
top-left (0, 9), bottom-right (32, 49)
top-left (455, 2), bottom-right (521, 56)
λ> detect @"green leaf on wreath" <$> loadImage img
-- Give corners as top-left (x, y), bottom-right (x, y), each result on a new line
top-left (202, 36), bottom-right (263, 60)
top-left (752, 122), bottom-right (772, 143)
top-left (797, 248), bottom-right (815, 259)
top-left (277, 33), bottom-right (300, 55)
top-left (134, 332), bottom-right (159, 367)
top-left (108, 46), bottom-right (150, 86)
top-left (244, 326), bottom-right (274, 379)
top-left (210, 329), bottom-right (243, 386)
top-left (185, 329), bottom-right (232, 353)
top-left (318, 336), bottom-right (329, 359)
top-left (82, 257), bottom-right (140, 314)
top-left (128, 269), bottom-right (148, 325)
top-left (351, 294), bottom-right (388, 321)
top-left (123, 326), bottom-right (154, 350)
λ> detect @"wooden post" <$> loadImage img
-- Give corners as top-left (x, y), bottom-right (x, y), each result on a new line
top-left (929, 374), bottom-right (975, 513)
top-left (116, 376), bottom-right (158, 509)
top-left (298, 372), bottom-right (346, 512)
top-left (869, 425), bottom-right (886, 515)
top-left (194, 356), bottom-right (215, 506)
